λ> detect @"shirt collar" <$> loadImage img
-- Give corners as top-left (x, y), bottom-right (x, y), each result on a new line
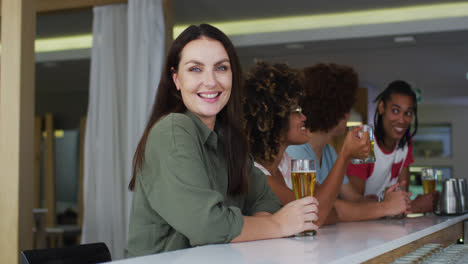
top-left (184, 110), bottom-right (218, 149)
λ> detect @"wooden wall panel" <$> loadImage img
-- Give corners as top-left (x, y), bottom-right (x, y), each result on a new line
top-left (44, 113), bottom-right (56, 228)
top-left (0, 0), bottom-right (36, 262)
top-left (34, 116), bottom-right (43, 209)
top-left (331, 87), bottom-right (369, 153)
top-left (163, 0), bottom-right (174, 55)
top-left (355, 87), bottom-right (369, 125)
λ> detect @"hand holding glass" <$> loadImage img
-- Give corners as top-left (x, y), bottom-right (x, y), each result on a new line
top-left (349, 124), bottom-right (376, 164)
top-left (291, 159), bottom-right (316, 236)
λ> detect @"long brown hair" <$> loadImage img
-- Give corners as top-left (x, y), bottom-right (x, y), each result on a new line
top-left (129, 24), bottom-right (249, 195)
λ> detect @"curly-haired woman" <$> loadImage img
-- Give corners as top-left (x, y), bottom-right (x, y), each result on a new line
top-left (244, 62), bottom-right (368, 227)
top-left (287, 64), bottom-right (412, 222)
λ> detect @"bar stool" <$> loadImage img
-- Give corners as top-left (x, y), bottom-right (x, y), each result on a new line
top-left (20, 242), bottom-right (111, 264)
top-left (32, 208), bottom-right (48, 249)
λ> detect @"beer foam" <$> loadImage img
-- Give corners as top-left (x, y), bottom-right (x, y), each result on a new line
top-left (291, 170), bottom-right (316, 173)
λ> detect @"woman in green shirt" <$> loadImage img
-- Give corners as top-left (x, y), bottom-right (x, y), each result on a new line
top-left (125, 24), bottom-right (319, 257)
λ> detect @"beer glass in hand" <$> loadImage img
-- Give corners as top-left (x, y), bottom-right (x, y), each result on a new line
top-left (421, 168), bottom-right (437, 194)
top-left (291, 159), bottom-right (316, 236)
top-left (349, 124), bottom-right (376, 164)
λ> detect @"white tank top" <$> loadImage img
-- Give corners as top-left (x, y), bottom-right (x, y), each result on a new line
top-left (254, 153), bottom-right (293, 189)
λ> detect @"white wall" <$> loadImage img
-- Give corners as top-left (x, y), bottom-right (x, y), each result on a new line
top-left (415, 104), bottom-right (468, 179)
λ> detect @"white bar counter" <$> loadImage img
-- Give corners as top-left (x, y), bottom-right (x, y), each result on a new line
top-left (113, 214), bottom-right (467, 264)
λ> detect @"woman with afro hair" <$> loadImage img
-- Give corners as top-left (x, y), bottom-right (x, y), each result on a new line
top-left (244, 62), bottom-right (368, 227)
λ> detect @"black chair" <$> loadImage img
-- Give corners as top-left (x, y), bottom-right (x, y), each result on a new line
top-left (20, 242), bottom-right (111, 264)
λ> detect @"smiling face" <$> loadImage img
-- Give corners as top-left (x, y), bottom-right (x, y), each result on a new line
top-left (379, 93), bottom-right (415, 145)
top-left (172, 37), bottom-right (232, 130)
top-left (285, 106), bottom-right (309, 146)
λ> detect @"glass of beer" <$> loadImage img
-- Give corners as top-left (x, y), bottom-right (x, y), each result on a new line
top-left (421, 168), bottom-right (437, 194)
top-left (349, 124), bottom-right (376, 164)
top-left (291, 159), bottom-right (316, 236)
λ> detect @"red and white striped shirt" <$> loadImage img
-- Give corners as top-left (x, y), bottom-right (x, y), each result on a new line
top-left (346, 139), bottom-right (414, 199)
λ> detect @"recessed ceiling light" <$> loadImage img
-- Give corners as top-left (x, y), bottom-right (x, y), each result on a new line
top-left (394, 36), bottom-right (415, 43)
top-left (466, 72), bottom-right (468, 80)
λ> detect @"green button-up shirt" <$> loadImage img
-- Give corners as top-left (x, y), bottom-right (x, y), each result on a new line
top-left (125, 111), bottom-right (281, 257)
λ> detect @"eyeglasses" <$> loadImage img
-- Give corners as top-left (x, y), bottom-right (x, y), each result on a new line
top-left (292, 106), bottom-right (303, 115)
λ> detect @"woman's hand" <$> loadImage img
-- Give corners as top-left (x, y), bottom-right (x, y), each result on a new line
top-left (271, 196), bottom-right (319, 237)
top-left (341, 127), bottom-right (370, 161)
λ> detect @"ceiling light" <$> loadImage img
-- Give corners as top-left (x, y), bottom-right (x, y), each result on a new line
top-left (0, 34), bottom-right (93, 54)
top-left (346, 110), bottom-right (363, 127)
top-left (174, 2), bottom-right (468, 38)
top-left (35, 34), bottom-right (93, 53)
top-left (346, 121), bottom-right (363, 127)
top-left (42, 130), bottom-right (64, 138)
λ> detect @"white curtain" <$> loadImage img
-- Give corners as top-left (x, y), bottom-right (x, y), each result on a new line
top-left (126, 0), bottom-right (165, 221)
top-left (82, 0), bottom-right (164, 259)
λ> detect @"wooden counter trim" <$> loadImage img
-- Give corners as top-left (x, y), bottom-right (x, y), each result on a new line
top-left (363, 221), bottom-right (463, 264)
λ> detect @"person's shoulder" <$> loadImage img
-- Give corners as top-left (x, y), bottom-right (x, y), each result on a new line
top-left (155, 113), bottom-right (195, 130)
top-left (393, 138), bottom-right (411, 156)
top-left (150, 113), bottom-right (199, 138)
top-left (323, 144), bottom-right (338, 161)
top-left (286, 143), bottom-right (311, 159)
top-left (324, 144), bottom-right (337, 155)
top-left (148, 113), bottom-right (197, 146)
top-left (254, 161), bottom-right (270, 176)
